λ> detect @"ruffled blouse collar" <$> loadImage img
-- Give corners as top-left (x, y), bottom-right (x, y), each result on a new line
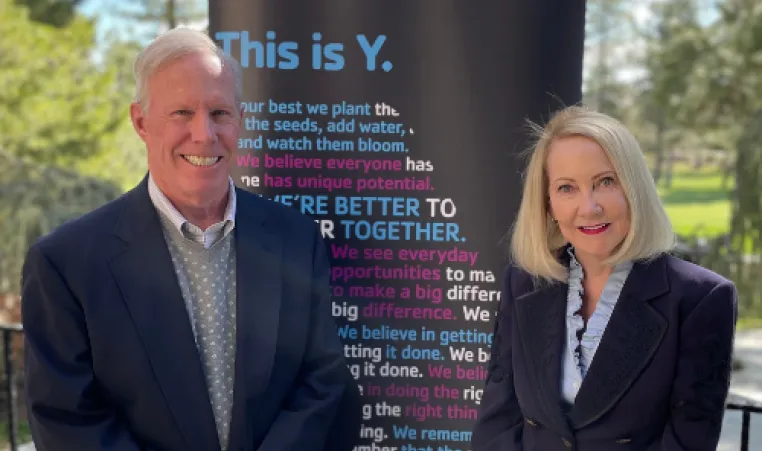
top-left (565, 246), bottom-right (633, 377)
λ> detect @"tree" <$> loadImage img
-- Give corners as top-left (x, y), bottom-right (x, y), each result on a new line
top-left (0, 1), bottom-right (126, 295)
top-left (638, 0), bottom-right (707, 186)
top-left (114, 0), bottom-right (206, 39)
top-left (0, 2), bottom-right (124, 166)
top-left (583, 0), bottom-right (636, 118)
top-left (682, 0), bottom-right (762, 247)
top-left (713, 0), bottom-right (762, 252)
top-left (0, 150), bottom-right (121, 296)
top-left (75, 36), bottom-right (149, 191)
top-left (662, 0), bottom-right (762, 316)
top-left (13, 0), bottom-right (83, 27)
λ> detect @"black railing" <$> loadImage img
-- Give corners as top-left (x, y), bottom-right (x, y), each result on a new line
top-left (0, 322), bottom-right (760, 451)
top-left (0, 323), bottom-right (23, 451)
top-left (727, 393), bottom-right (762, 451)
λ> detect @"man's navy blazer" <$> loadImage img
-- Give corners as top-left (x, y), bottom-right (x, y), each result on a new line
top-left (472, 251), bottom-right (737, 451)
top-left (21, 176), bottom-right (361, 451)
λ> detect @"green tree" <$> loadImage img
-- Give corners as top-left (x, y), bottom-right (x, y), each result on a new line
top-left (663, 0), bottom-right (762, 316)
top-left (0, 150), bottom-right (121, 296)
top-left (115, 0), bottom-right (206, 39)
top-left (714, 1), bottom-right (762, 253)
top-left (640, 0), bottom-right (708, 186)
top-left (0, 1), bottom-right (123, 166)
top-left (583, 0), bottom-right (635, 118)
top-left (729, 113), bottom-right (762, 318)
top-left (0, 1), bottom-right (125, 295)
top-left (76, 36), bottom-right (148, 191)
top-left (13, 0), bottom-right (82, 26)
top-left (680, 0), bottom-right (762, 249)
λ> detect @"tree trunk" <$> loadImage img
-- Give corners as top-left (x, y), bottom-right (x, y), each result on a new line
top-left (653, 115), bottom-right (666, 184)
top-left (167, 0), bottom-right (177, 29)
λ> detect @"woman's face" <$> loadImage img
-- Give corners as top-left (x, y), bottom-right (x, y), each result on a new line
top-left (546, 135), bottom-right (631, 266)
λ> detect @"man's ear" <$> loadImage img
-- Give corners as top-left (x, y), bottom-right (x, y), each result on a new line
top-left (130, 102), bottom-right (149, 142)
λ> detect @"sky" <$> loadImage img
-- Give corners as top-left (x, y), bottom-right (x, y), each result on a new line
top-left (77, 0), bottom-right (208, 44)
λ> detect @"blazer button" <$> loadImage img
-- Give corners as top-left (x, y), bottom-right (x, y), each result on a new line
top-left (562, 438), bottom-right (573, 448)
top-left (525, 418), bottom-right (537, 427)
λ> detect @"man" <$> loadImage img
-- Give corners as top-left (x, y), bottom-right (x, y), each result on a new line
top-left (21, 27), bottom-right (359, 451)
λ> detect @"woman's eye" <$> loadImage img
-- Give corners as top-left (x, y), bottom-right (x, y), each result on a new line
top-left (598, 176), bottom-right (615, 187)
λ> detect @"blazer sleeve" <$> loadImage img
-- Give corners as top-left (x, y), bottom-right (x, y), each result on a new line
top-left (471, 266), bottom-right (524, 451)
top-left (256, 226), bottom-right (360, 451)
top-left (21, 243), bottom-right (145, 451)
top-left (653, 280), bottom-right (738, 451)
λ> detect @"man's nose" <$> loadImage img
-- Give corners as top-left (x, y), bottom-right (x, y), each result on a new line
top-left (190, 111), bottom-right (216, 144)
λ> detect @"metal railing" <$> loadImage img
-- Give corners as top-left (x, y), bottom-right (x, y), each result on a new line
top-left (0, 323), bottom-right (760, 451)
top-left (727, 393), bottom-right (762, 451)
top-left (0, 323), bottom-right (23, 451)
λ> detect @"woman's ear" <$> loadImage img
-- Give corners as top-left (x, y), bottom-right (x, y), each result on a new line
top-left (547, 201), bottom-right (557, 223)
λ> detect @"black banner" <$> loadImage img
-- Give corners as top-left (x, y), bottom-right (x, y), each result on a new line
top-left (209, 1), bottom-right (585, 449)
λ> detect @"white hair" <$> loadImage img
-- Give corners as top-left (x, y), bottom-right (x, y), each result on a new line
top-left (133, 27), bottom-right (242, 112)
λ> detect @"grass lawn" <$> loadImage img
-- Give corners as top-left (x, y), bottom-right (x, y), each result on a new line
top-left (657, 164), bottom-right (733, 238)
top-left (654, 164), bottom-right (762, 327)
top-left (737, 317), bottom-right (762, 331)
top-left (0, 420), bottom-right (31, 445)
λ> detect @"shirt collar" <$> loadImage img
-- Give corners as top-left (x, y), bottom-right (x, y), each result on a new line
top-left (147, 173), bottom-right (236, 234)
top-left (566, 245), bottom-right (633, 275)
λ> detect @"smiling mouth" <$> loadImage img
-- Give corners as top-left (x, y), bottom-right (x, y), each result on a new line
top-left (182, 155), bottom-right (222, 167)
top-left (578, 223), bottom-right (610, 235)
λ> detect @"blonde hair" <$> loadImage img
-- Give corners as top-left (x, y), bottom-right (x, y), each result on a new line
top-left (133, 27), bottom-right (242, 112)
top-left (510, 105), bottom-right (675, 283)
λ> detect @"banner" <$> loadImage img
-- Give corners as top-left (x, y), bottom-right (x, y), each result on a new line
top-left (209, 1), bottom-right (585, 449)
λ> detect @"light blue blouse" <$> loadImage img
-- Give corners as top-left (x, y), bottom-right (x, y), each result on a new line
top-left (561, 248), bottom-right (633, 405)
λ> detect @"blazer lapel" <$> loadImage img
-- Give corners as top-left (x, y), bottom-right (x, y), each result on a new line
top-left (226, 190), bottom-right (283, 450)
top-left (108, 179), bottom-right (220, 451)
top-left (568, 255), bottom-right (669, 429)
top-left (513, 279), bottom-right (573, 437)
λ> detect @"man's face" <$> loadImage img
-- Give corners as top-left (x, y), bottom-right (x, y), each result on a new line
top-left (130, 52), bottom-right (241, 210)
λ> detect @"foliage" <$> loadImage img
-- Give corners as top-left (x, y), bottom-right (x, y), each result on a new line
top-left (0, 150), bottom-right (122, 295)
top-left (732, 111), bottom-right (762, 254)
top-left (0, 1), bottom-right (136, 295)
top-left (640, 0), bottom-right (706, 128)
top-left (583, 0), bottom-right (635, 118)
top-left (582, 0), bottom-right (762, 317)
top-left (680, 0), bottom-right (762, 138)
top-left (13, 0), bottom-right (82, 27)
top-left (115, 0), bottom-right (206, 38)
top-left (0, 1), bottom-right (123, 166)
top-left (74, 36), bottom-right (148, 191)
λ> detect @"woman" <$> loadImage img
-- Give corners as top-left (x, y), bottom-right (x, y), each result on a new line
top-left (472, 106), bottom-right (737, 451)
